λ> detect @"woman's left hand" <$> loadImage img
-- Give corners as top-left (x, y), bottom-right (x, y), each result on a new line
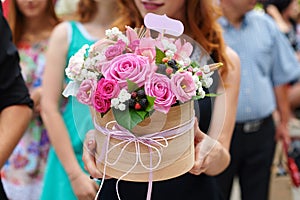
top-left (82, 130), bottom-right (112, 179)
top-left (189, 118), bottom-right (230, 176)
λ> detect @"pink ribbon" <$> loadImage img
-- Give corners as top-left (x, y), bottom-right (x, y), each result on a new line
top-left (93, 117), bottom-right (195, 200)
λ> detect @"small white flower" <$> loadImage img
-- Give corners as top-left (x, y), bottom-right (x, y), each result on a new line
top-left (86, 71), bottom-right (98, 80)
top-left (165, 50), bottom-right (175, 58)
top-left (111, 98), bottom-right (120, 109)
top-left (203, 65), bottom-right (210, 73)
top-left (65, 44), bottom-right (91, 81)
top-left (183, 57), bottom-right (191, 66)
top-left (162, 39), bottom-right (170, 49)
top-left (118, 103), bottom-right (126, 111)
top-left (105, 27), bottom-right (123, 40)
top-left (118, 89), bottom-right (131, 102)
top-left (167, 43), bottom-right (177, 52)
top-left (111, 27), bottom-right (121, 34)
top-left (162, 39), bottom-right (177, 52)
top-left (197, 88), bottom-right (206, 98)
top-left (193, 67), bottom-right (200, 73)
top-left (202, 77), bottom-right (213, 88)
top-left (111, 89), bottom-right (131, 111)
top-left (177, 60), bottom-right (185, 67)
top-left (192, 75), bottom-right (201, 90)
top-left (118, 35), bottom-right (129, 44)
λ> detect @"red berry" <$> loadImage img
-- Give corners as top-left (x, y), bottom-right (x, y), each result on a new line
top-left (135, 103), bottom-right (142, 110)
top-left (162, 57), bottom-right (169, 63)
top-left (131, 92), bottom-right (137, 99)
top-left (165, 67), bottom-right (173, 75)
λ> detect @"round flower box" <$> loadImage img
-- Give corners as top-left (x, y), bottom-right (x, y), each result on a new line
top-left (92, 101), bottom-right (195, 182)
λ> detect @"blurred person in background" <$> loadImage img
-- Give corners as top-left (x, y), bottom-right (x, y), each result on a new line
top-left (262, 0), bottom-right (300, 124)
top-left (217, 0), bottom-right (300, 200)
top-left (0, 1), bottom-right (33, 199)
top-left (263, 0), bottom-right (300, 60)
top-left (54, 0), bottom-right (79, 20)
top-left (40, 0), bottom-right (117, 199)
top-left (0, 0), bottom-right (60, 199)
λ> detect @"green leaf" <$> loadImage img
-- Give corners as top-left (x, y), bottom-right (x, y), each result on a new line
top-left (146, 95), bottom-right (156, 112)
top-left (127, 79), bottom-right (139, 93)
top-left (135, 110), bottom-right (148, 120)
top-left (192, 93), bottom-right (221, 100)
top-left (205, 93), bottom-right (222, 97)
top-left (192, 96), bottom-right (202, 100)
top-left (155, 47), bottom-right (166, 64)
top-left (112, 107), bottom-right (131, 129)
top-left (111, 95), bottom-right (156, 130)
top-left (190, 61), bottom-right (200, 68)
top-left (112, 107), bottom-right (144, 130)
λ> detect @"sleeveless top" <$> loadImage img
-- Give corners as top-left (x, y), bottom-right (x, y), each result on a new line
top-left (97, 50), bottom-right (223, 200)
top-left (41, 21), bottom-right (96, 200)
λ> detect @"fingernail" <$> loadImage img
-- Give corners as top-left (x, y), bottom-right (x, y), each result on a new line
top-left (90, 175), bottom-right (101, 181)
top-left (88, 139), bottom-right (94, 146)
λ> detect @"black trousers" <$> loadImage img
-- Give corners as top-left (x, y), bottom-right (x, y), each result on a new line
top-left (216, 115), bottom-right (276, 200)
top-left (0, 177), bottom-right (8, 200)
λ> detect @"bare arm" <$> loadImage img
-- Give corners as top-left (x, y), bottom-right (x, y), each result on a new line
top-left (41, 22), bottom-right (97, 199)
top-left (274, 84), bottom-right (291, 144)
top-left (0, 105), bottom-right (32, 167)
top-left (266, 5), bottom-right (290, 33)
top-left (289, 83), bottom-right (300, 109)
top-left (190, 46), bottom-right (241, 176)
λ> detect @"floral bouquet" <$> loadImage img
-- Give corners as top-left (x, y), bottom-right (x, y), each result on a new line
top-left (63, 14), bottom-right (221, 185)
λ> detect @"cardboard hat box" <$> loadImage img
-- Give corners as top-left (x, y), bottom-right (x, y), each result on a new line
top-left (92, 101), bottom-right (195, 182)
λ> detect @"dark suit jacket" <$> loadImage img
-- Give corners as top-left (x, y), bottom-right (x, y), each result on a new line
top-left (0, 1), bottom-right (33, 111)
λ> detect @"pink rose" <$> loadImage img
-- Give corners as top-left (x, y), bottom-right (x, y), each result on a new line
top-left (171, 72), bottom-right (196, 103)
top-left (76, 79), bottom-right (97, 105)
top-left (93, 91), bottom-right (111, 113)
top-left (144, 73), bottom-right (176, 114)
top-left (101, 53), bottom-right (154, 88)
top-left (105, 40), bottom-right (126, 60)
top-left (96, 78), bottom-right (120, 99)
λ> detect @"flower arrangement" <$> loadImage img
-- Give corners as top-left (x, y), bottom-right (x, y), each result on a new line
top-left (63, 14), bottom-right (223, 199)
top-left (63, 15), bottom-right (222, 131)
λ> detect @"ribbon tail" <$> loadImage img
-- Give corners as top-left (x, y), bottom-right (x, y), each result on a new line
top-left (94, 134), bottom-right (112, 200)
top-left (146, 147), bottom-right (153, 200)
top-left (115, 141), bottom-right (140, 200)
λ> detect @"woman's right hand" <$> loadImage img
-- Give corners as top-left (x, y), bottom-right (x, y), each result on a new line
top-left (69, 170), bottom-right (99, 200)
